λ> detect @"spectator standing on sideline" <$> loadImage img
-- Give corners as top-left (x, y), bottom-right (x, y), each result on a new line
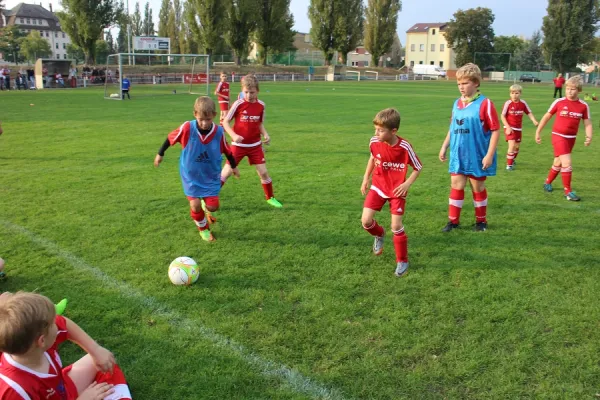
top-left (553, 73), bottom-right (566, 98)
top-left (69, 65), bottom-right (77, 88)
top-left (2, 66), bottom-right (10, 90)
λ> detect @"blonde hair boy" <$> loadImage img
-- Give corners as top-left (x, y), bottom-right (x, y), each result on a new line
top-left (194, 95), bottom-right (217, 116)
top-left (455, 63), bottom-right (482, 87)
top-left (501, 84), bottom-right (539, 170)
top-left (373, 108), bottom-right (401, 130)
top-left (565, 76), bottom-right (583, 92)
top-left (241, 74), bottom-right (259, 91)
top-left (509, 84), bottom-right (522, 92)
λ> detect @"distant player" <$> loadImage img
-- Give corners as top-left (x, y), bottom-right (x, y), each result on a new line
top-left (221, 74), bottom-right (282, 208)
top-left (439, 63), bottom-right (500, 232)
top-left (535, 76), bottom-right (592, 201)
top-left (214, 71), bottom-right (230, 123)
top-left (361, 108), bottom-right (422, 277)
top-left (121, 76), bottom-right (131, 99)
top-left (154, 97), bottom-right (240, 242)
top-left (500, 84), bottom-right (538, 170)
top-left (0, 291), bottom-right (132, 400)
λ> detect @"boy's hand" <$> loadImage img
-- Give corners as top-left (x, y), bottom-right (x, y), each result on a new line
top-left (533, 120), bottom-right (539, 127)
top-left (232, 167), bottom-right (240, 178)
top-left (584, 136), bottom-right (592, 146)
top-left (360, 179), bottom-right (369, 196)
top-left (77, 382), bottom-right (114, 400)
top-left (504, 127), bottom-right (513, 136)
top-left (535, 132), bottom-right (542, 144)
top-left (438, 148), bottom-right (447, 162)
top-left (154, 154), bottom-right (163, 167)
top-left (231, 133), bottom-right (243, 143)
top-left (482, 155), bottom-right (494, 170)
top-left (90, 345), bottom-right (116, 373)
top-left (262, 133), bottom-right (271, 145)
top-left (393, 182), bottom-right (411, 198)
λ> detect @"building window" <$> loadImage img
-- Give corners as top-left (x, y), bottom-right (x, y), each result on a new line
top-left (431, 44), bottom-right (435, 52)
top-left (45, 31), bottom-right (49, 37)
top-left (430, 61), bottom-right (434, 65)
top-left (55, 32), bottom-right (58, 38)
top-left (62, 32), bottom-right (65, 38)
top-left (440, 44), bottom-right (445, 52)
top-left (33, 19), bottom-right (37, 25)
top-left (64, 54), bottom-right (67, 59)
top-left (56, 43), bottom-right (59, 49)
top-left (39, 19), bottom-right (43, 25)
top-left (440, 61), bottom-right (444, 68)
top-left (419, 61), bottom-right (423, 64)
top-left (419, 44), bottom-right (424, 52)
top-left (62, 43), bottom-right (66, 49)
top-left (26, 18), bottom-right (31, 24)
top-left (432, 29), bottom-right (436, 35)
top-left (410, 44), bottom-right (415, 52)
top-left (20, 18), bottom-right (24, 23)
top-left (410, 61), bottom-right (414, 67)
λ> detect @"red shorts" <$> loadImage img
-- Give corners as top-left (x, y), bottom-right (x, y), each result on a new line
top-left (218, 101), bottom-right (229, 111)
top-left (186, 195), bottom-right (220, 209)
top-left (364, 190), bottom-right (406, 215)
top-left (450, 173), bottom-right (486, 181)
top-left (552, 134), bottom-right (576, 157)
top-left (229, 145), bottom-right (265, 165)
top-left (505, 128), bottom-right (522, 142)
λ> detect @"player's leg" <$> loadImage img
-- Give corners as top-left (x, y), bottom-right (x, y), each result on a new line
top-left (506, 139), bottom-right (516, 170)
top-left (545, 135), bottom-right (565, 192)
top-left (65, 355), bottom-right (107, 395)
top-left (442, 174), bottom-right (467, 231)
top-left (221, 147), bottom-right (243, 187)
top-left (201, 196), bottom-right (219, 224)
top-left (66, 355), bottom-right (132, 400)
top-left (189, 197), bottom-right (214, 241)
top-left (361, 194), bottom-right (385, 255)
top-left (469, 177), bottom-right (488, 231)
top-left (254, 154), bottom-right (282, 207)
top-left (390, 202), bottom-right (409, 276)
top-left (558, 153), bottom-right (578, 200)
top-left (513, 141), bottom-right (521, 163)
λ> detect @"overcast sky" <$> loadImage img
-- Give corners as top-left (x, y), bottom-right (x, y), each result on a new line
top-left (5, 0), bottom-right (549, 40)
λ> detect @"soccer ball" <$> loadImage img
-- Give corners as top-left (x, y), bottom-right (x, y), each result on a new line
top-left (109, 93), bottom-right (119, 98)
top-left (168, 257), bottom-right (199, 286)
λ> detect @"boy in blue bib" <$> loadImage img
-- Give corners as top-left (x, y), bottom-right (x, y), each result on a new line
top-left (439, 63), bottom-right (500, 232)
top-left (154, 97), bottom-right (240, 241)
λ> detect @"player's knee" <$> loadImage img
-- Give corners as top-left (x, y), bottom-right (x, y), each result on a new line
top-left (190, 203), bottom-right (202, 212)
top-left (206, 204), bottom-right (218, 212)
top-left (361, 216), bottom-right (373, 227)
top-left (391, 222), bottom-right (404, 232)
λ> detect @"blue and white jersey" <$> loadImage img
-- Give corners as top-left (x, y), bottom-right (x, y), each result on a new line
top-left (179, 122), bottom-right (224, 198)
top-left (448, 95), bottom-right (497, 177)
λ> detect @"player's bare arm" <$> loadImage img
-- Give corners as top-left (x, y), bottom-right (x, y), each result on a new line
top-left (66, 317), bottom-right (116, 373)
top-left (500, 112), bottom-right (510, 134)
top-left (439, 131), bottom-right (450, 162)
top-left (222, 118), bottom-right (243, 143)
top-left (259, 123), bottom-right (270, 145)
top-left (153, 154), bottom-right (163, 167)
top-left (528, 112), bottom-right (539, 126)
top-left (361, 156), bottom-right (375, 195)
top-left (393, 169), bottom-right (421, 198)
top-left (482, 130), bottom-right (500, 170)
top-left (535, 113), bottom-right (553, 143)
top-left (584, 119), bottom-right (593, 146)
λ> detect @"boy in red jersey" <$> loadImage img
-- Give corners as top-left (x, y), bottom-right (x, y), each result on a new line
top-left (500, 84), bottom-right (539, 170)
top-left (220, 74), bottom-right (282, 208)
top-left (214, 72), bottom-right (230, 124)
top-left (361, 108), bottom-right (422, 277)
top-left (0, 292), bottom-right (132, 400)
top-left (536, 76), bottom-right (593, 201)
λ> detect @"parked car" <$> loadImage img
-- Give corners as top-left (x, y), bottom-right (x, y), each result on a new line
top-left (519, 74), bottom-right (541, 83)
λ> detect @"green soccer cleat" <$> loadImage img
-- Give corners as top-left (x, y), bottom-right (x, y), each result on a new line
top-left (55, 298), bottom-right (68, 315)
top-left (266, 198), bottom-right (283, 208)
top-left (199, 229), bottom-right (215, 242)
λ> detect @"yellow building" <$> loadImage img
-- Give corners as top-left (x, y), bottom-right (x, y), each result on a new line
top-left (405, 23), bottom-right (457, 71)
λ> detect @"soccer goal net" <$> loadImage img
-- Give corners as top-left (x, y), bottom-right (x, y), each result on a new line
top-left (103, 53), bottom-right (209, 100)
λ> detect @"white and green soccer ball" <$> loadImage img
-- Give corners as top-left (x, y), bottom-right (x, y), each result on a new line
top-left (109, 93), bottom-right (120, 98)
top-left (168, 257), bottom-right (199, 286)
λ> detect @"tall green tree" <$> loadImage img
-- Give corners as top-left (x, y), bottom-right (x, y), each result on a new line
top-left (95, 40), bottom-right (110, 64)
top-left (308, 0), bottom-right (337, 66)
top-left (542, 0), bottom-right (600, 73)
top-left (0, 26), bottom-right (26, 64)
top-left (20, 30), bottom-right (51, 62)
top-left (167, 3), bottom-right (180, 53)
top-left (494, 35), bottom-right (526, 55)
top-left (158, 0), bottom-right (171, 37)
top-left (444, 7), bottom-right (495, 68)
top-left (253, 0), bottom-right (294, 65)
top-left (117, 21), bottom-right (128, 53)
top-left (514, 30), bottom-right (545, 71)
top-left (105, 30), bottom-right (116, 54)
top-left (66, 43), bottom-right (85, 63)
top-left (131, 2), bottom-right (143, 36)
top-left (182, 1), bottom-right (199, 54)
top-left (142, 2), bottom-right (155, 36)
top-left (224, 0), bottom-right (258, 65)
top-left (56, 0), bottom-right (122, 64)
top-left (364, 0), bottom-right (401, 67)
top-left (187, 0), bottom-right (225, 56)
top-left (334, 0), bottom-right (364, 65)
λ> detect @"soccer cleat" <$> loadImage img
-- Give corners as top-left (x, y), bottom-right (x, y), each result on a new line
top-left (394, 261), bottom-right (409, 277)
top-left (441, 221), bottom-right (460, 232)
top-left (199, 229), bottom-right (215, 242)
top-left (373, 234), bottom-right (385, 256)
top-left (506, 165), bottom-right (514, 171)
top-left (543, 183), bottom-right (553, 193)
top-left (266, 197), bottom-right (283, 208)
top-left (55, 298), bottom-right (68, 315)
top-left (565, 192), bottom-right (580, 201)
top-left (473, 222), bottom-right (487, 232)
top-left (0, 271), bottom-right (6, 281)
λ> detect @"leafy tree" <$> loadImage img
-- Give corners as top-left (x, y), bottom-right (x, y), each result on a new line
top-left (0, 26), bottom-right (26, 64)
top-left (181, 1), bottom-right (199, 54)
top-left (158, 0), bottom-right (171, 37)
top-left (131, 2), bottom-right (143, 36)
top-left (20, 30), bottom-right (51, 62)
top-left (334, 0), bottom-right (364, 65)
top-left (105, 30), bottom-right (116, 54)
top-left (253, 0), bottom-right (295, 65)
top-left (494, 35), bottom-right (525, 55)
top-left (364, 0), bottom-right (401, 67)
top-left (514, 30), bottom-right (545, 71)
top-left (67, 43), bottom-right (85, 63)
top-left (444, 7), bottom-right (495, 68)
top-left (224, 0), bottom-right (257, 65)
top-left (117, 21), bottom-right (128, 53)
top-left (142, 2), bottom-right (155, 36)
top-left (167, 3), bottom-right (180, 53)
top-left (187, 0), bottom-right (225, 56)
top-left (95, 40), bottom-right (111, 64)
top-left (308, 0), bottom-right (337, 65)
top-left (56, 0), bottom-right (122, 64)
top-left (542, 0), bottom-right (600, 73)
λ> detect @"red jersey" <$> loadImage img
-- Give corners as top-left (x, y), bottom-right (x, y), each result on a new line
top-left (502, 99), bottom-right (531, 131)
top-left (0, 316), bottom-right (70, 400)
top-left (215, 81), bottom-right (230, 104)
top-left (553, 77), bottom-right (565, 88)
top-left (548, 98), bottom-right (590, 138)
top-left (225, 99), bottom-right (265, 148)
top-left (455, 97), bottom-right (500, 132)
top-left (168, 121), bottom-right (233, 156)
top-left (370, 136), bottom-right (422, 199)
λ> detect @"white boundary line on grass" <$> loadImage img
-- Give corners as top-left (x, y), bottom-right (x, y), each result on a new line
top-left (2, 220), bottom-right (349, 400)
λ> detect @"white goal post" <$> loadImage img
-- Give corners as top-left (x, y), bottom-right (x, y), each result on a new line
top-left (347, 70), bottom-right (360, 81)
top-left (103, 53), bottom-right (210, 100)
top-left (365, 70), bottom-right (379, 80)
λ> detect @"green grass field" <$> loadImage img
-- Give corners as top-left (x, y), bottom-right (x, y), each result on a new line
top-left (1, 80), bottom-right (600, 399)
